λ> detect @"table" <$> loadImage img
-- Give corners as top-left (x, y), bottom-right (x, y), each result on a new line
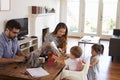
top-left (0, 63), bottom-right (64, 80)
top-left (78, 36), bottom-right (100, 57)
top-left (0, 55), bottom-right (67, 80)
top-left (78, 36), bottom-right (100, 45)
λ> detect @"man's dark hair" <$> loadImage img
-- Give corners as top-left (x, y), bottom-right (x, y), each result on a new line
top-left (5, 19), bottom-right (21, 31)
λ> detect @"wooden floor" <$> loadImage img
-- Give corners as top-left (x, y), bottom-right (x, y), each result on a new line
top-left (67, 38), bottom-right (120, 80)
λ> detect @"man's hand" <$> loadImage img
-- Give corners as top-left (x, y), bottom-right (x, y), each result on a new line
top-left (13, 56), bottom-right (26, 63)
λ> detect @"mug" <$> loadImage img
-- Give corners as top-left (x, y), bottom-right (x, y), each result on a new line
top-left (39, 57), bottom-right (45, 63)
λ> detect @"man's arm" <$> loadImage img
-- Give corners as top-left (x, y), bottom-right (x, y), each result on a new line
top-left (0, 56), bottom-right (25, 64)
top-left (0, 43), bottom-right (26, 64)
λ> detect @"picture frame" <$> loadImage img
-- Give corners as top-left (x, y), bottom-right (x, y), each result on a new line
top-left (0, 0), bottom-right (10, 11)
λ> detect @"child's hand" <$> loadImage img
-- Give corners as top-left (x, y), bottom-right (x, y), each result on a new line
top-left (52, 54), bottom-right (65, 64)
top-left (64, 65), bottom-right (69, 70)
top-left (52, 55), bottom-right (58, 63)
top-left (52, 54), bottom-right (57, 59)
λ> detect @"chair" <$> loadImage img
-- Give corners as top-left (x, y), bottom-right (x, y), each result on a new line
top-left (109, 29), bottom-right (120, 62)
top-left (60, 56), bottom-right (90, 80)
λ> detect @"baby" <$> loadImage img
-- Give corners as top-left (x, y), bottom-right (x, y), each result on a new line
top-left (53, 46), bottom-right (85, 71)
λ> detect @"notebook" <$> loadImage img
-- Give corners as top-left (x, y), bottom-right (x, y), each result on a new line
top-left (26, 67), bottom-right (49, 78)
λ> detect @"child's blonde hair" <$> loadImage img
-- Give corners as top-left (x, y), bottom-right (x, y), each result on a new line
top-left (70, 46), bottom-right (82, 58)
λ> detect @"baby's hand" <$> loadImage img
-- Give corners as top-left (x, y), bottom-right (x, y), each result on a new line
top-left (65, 67), bottom-right (69, 70)
top-left (52, 55), bottom-right (58, 63)
top-left (52, 54), bottom-right (57, 59)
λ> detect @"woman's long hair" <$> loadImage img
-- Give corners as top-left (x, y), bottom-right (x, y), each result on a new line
top-left (52, 22), bottom-right (68, 51)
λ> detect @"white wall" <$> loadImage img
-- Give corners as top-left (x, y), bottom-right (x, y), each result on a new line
top-left (30, 13), bottom-right (57, 47)
top-left (0, 0), bottom-right (60, 47)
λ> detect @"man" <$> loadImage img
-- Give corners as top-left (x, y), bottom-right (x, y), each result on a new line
top-left (0, 19), bottom-right (26, 66)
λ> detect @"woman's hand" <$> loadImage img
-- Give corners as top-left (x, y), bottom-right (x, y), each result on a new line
top-left (47, 42), bottom-right (52, 47)
top-left (58, 48), bottom-right (64, 53)
top-left (42, 42), bottom-right (52, 51)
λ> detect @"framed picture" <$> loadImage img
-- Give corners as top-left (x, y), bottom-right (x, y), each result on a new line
top-left (0, 0), bottom-right (10, 11)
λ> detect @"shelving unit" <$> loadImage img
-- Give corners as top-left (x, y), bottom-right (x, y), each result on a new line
top-left (18, 37), bottom-right (38, 55)
top-left (30, 13), bottom-right (55, 17)
top-left (29, 6), bottom-right (56, 47)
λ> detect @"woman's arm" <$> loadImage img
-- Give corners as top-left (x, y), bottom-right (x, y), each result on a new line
top-left (42, 34), bottom-right (53, 51)
top-left (42, 42), bottom-right (51, 51)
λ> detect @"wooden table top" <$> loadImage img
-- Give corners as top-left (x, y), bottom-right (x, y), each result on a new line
top-left (0, 58), bottom-right (66, 80)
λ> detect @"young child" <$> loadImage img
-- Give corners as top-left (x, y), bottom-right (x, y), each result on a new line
top-left (87, 44), bottom-right (104, 80)
top-left (53, 46), bottom-right (85, 71)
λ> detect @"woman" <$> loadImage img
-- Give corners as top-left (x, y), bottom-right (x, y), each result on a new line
top-left (41, 22), bottom-right (68, 57)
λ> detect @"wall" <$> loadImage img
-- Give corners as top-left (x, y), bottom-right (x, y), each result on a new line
top-left (30, 13), bottom-right (57, 47)
top-left (116, 0), bottom-right (120, 29)
top-left (0, 0), bottom-right (60, 47)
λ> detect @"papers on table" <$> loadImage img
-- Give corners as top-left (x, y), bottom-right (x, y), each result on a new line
top-left (81, 36), bottom-right (91, 42)
top-left (26, 67), bottom-right (49, 78)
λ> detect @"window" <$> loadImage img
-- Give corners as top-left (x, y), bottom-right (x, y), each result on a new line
top-left (66, 0), bottom-right (80, 33)
top-left (102, 0), bottom-right (117, 35)
top-left (0, 0), bottom-right (10, 11)
top-left (84, 0), bottom-right (99, 34)
top-left (61, 0), bottom-right (119, 39)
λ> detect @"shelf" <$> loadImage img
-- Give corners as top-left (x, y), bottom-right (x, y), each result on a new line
top-left (18, 37), bottom-right (38, 55)
top-left (20, 47), bottom-right (29, 51)
top-left (30, 13), bottom-right (55, 17)
top-left (18, 37), bottom-right (37, 45)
